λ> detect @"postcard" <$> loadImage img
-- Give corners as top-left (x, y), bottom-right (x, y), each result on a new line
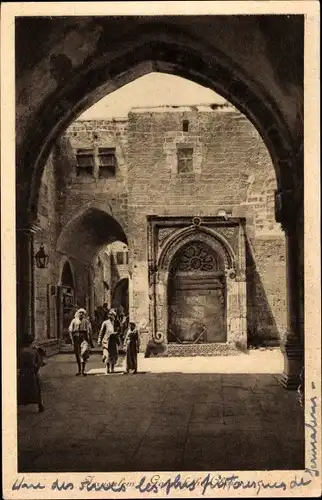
top-left (1, 1), bottom-right (321, 498)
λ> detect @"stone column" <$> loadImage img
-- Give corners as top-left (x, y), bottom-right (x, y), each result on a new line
top-left (17, 223), bottom-right (39, 346)
top-left (275, 188), bottom-right (304, 389)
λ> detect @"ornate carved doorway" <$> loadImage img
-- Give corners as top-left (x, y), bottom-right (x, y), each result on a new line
top-left (167, 241), bottom-right (226, 343)
top-left (148, 216), bottom-right (247, 351)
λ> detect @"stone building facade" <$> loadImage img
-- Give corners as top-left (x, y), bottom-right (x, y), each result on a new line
top-left (34, 104), bottom-right (287, 354)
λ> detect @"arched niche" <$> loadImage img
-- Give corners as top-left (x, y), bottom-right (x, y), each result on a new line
top-left (167, 240), bottom-right (227, 344)
top-left (60, 260), bottom-right (74, 289)
top-left (111, 277), bottom-right (129, 317)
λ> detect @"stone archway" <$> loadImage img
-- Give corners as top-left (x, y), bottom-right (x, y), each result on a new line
top-left (16, 22), bottom-right (301, 227)
top-left (167, 240), bottom-right (226, 344)
top-left (56, 206), bottom-right (128, 319)
top-left (57, 206), bottom-right (127, 262)
top-left (14, 16), bottom-right (304, 387)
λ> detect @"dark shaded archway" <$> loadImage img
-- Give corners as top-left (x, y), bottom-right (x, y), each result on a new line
top-left (61, 260), bottom-right (74, 288)
top-left (168, 240), bottom-right (226, 344)
top-left (57, 206), bottom-right (127, 263)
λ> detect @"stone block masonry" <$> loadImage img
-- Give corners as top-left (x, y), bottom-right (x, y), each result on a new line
top-left (35, 104), bottom-right (287, 350)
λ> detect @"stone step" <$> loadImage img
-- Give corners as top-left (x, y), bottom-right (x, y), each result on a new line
top-left (161, 343), bottom-right (243, 357)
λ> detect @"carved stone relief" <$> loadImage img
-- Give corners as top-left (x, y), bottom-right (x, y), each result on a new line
top-left (158, 227), bottom-right (178, 247)
top-left (171, 241), bottom-right (218, 272)
top-left (213, 226), bottom-right (238, 253)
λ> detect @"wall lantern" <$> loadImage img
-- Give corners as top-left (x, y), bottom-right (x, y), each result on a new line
top-left (35, 244), bottom-right (49, 269)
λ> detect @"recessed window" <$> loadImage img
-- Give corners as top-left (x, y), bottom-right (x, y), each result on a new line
top-left (177, 147), bottom-right (193, 173)
top-left (116, 252), bottom-right (124, 265)
top-left (76, 149), bottom-right (94, 177)
top-left (98, 147), bottom-right (116, 178)
top-left (183, 120), bottom-right (189, 132)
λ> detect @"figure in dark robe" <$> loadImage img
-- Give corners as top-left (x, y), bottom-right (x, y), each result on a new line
top-left (18, 334), bottom-right (45, 412)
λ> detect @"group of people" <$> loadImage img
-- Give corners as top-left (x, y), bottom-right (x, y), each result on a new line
top-left (68, 307), bottom-right (140, 376)
top-left (17, 305), bottom-right (140, 413)
top-left (97, 309), bottom-right (140, 374)
top-left (93, 303), bottom-right (128, 342)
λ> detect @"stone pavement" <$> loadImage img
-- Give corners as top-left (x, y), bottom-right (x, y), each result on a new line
top-left (18, 353), bottom-right (304, 472)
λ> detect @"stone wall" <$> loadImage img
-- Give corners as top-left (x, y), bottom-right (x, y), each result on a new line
top-left (63, 119), bottom-right (129, 233)
top-left (34, 153), bottom-right (60, 341)
top-left (35, 104), bottom-right (286, 347)
top-left (126, 106), bottom-right (286, 342)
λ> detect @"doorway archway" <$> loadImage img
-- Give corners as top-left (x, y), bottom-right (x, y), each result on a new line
top-left (148, 216), bottom-right (246, 350)
top-left (56, 205), bottom-right (128, 317)
top-left (58, 259), bottom-right (75, 342)
top-left (61, 260), bottom-right (74, 288)
top-left (168, 240), bottom-right (226, 344)
top-left (15, 16), bottom-right (304, 388)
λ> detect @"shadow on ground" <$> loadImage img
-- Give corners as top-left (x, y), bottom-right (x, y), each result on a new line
top-left (18, 356), bottom-right (304, 473)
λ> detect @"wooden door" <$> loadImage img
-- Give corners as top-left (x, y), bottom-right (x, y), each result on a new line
top-left (168, 241), bottom-right (226, 343)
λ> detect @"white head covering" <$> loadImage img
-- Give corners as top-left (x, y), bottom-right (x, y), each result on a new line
top-left (108, 308), bottom-right (116, 317)
top-left (74, 308), bottom-right (86, 319)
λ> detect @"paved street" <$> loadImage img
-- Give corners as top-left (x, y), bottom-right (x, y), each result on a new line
top-left (18, 352), bottom-right (304, 472)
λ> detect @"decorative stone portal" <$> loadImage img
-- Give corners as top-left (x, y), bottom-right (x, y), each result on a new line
top-left (147, 216), bottom-right (247, 355)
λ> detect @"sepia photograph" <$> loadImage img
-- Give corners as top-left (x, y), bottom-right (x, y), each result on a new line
top-left (1, 1), bottom-right (321, 498)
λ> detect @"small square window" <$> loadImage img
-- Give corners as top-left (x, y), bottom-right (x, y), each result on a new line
top-left (116, 252), bottom-right (124, 265)
top-left (98, 148), bottom-right (116, 178)
top-left (177, 147), bottom-right (193, 173)
top-left (76, 149), bottom-right (94, 177)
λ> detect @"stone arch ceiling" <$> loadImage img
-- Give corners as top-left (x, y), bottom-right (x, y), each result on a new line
top-left (15, 16), bottom-right (303, 225)
top-left (16, 16), bottom-right (303, 140)
top-left (56, 208), bottom-right (127, 262)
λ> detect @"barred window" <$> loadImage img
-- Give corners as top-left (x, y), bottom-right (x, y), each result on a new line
top-left (98, 148), bottom-right (116, 178)
top-left (76, 149), bottom-right (94, 177)
top-left (177, 147), bottom-right (193, 173)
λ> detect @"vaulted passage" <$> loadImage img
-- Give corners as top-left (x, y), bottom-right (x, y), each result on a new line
top-left (13, 14), bottom-right (305, 391)
top-left (57, 207), bottom-right (127, 263)
top-left (168, 241), bottom-right (226, 343)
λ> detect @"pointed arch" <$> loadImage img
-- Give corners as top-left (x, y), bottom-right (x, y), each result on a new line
top-left (60, 259), bottom-right (75, 288)
top-left (16, 23), bottom-right (297, 225)
top-left (57, 205), bottom-right (127, 263)
top-left (158, 226), bottom-right (236, 271)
